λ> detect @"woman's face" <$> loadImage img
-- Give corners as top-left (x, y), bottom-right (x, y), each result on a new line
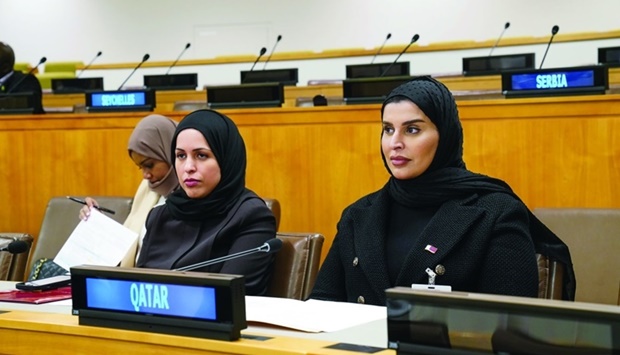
top-left (381, 100), bottom-right (439, 180)
top-left (130, 151), bottom-right (170, 184)
top-left (175, 128), bottom-right (221, 199)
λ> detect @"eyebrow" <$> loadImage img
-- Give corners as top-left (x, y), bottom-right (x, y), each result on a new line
top-left (175, 147), bottom-right (212, 152)
top-left (383, 119), bottom-right (426, 126)
top-left (137, 157), bottom-right (152, 166)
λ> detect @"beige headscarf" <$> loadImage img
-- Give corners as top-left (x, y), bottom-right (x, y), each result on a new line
top-left (127, 114), bottom-right (179, 197)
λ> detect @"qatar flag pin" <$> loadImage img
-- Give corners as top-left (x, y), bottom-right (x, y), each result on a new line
top-left (424, 244), bottom-right (438, 254)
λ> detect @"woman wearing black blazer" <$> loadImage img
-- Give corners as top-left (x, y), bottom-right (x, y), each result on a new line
top-left (137, 109), bottom-right (276, 296)
top-left (311, 77), bottom-right (575, 306)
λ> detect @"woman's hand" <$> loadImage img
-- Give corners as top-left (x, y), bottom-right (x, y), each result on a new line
top-left (79, 197), bottom-right (98, 221)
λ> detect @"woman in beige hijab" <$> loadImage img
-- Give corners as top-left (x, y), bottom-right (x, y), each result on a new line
top-left (79, 114), bottom-right (179, 266)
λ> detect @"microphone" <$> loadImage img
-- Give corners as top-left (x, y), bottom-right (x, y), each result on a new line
top-left (165, 43), bottom-right (191, 75)
top-left (249, 47), bottom-right (267, 72)
top-left (263, 35), bottom-right (282, 70)
top-left (117, 53), bottom-right (150, 90)
top-left (539, 25), bottom-right (559, 69)
top-left (380, 34), bottom-right (420, 77)
top-left (370, 33), bottom-right (392, 64)
top-left (77, 51), bottom-right (102, 78)
top-left (174, 238), bottom-right (282, 272)
top-left (0, 240), bottom-right (30, 254)
top-left (6, 56), bottom-right (46, 94)
top-left (489, 22), bottom-right (510, 56)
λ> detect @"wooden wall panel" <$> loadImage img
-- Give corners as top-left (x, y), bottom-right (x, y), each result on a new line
top-left (1, 95), bottom-right (619, 267)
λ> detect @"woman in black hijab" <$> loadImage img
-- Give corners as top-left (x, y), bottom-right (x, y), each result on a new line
top-left (311, 76), bottom-right (575, 306)
top-left (137, 109), bottom-right (277, 296)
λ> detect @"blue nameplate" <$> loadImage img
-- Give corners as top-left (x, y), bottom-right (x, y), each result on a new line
top-left (70, 265), bottom-right (246, 340)
top-left (502, 65), bottom-right (608, 98)
top-left (85, 89), bottom-right (155, 112)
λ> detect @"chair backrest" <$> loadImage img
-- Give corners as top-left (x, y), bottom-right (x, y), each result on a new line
top-left (43, 61), bottom-right (84, 73)
top-left (536, 253), bottom-right (564, 300)
top-left (27, 196), bottom-right (133, 274)
top-left (267, 233), bottom-right (324, 300)
top-left (262, 197), bottom-right (281, 232)
top-left (533, 207), bottom-right (620, 305)
top-left (0, 233), bottom-right (34, 281)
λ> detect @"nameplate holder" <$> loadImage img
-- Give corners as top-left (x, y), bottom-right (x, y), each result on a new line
top-left (70, 265), bottom-right (247, 341)
top-left (52, 77), bottom-right (104, 94)
top-left (502, 65), bottom-right (608, 98)
top-left (598, 46), bottom-right (620, 67)
top-left (206, 82), bottom-right (284, 109)
top-left (0, 92), bottom-right (36, 114)
top-left (240, 68), bottom-right (298, 86)
top-left (343, 76), bottom-right (414, 105)
top-left (386, 287), bottom-right (620, 354)
top-left (345, 62), bottom-right (410, 79)
top-left (85, 89), bottom-right (155, 112)
top-left (143, 73), bottom-right (198, 91)
top-left (462, 53), bottom-right (535, 76)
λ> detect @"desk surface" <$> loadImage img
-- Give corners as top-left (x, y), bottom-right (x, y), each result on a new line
top-left (0, 281), bottom-right (391, 355)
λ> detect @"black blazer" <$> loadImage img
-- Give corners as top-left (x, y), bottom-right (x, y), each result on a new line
top-left (1, 71), bottom-right (44, 114)
top-left (137, 189), bottom-right (277, 296)
top-left (311, 187), bottom-right (539, 306)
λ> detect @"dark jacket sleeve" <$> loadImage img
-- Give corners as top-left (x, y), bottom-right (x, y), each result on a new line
top-left (218, 197), bottom-right (277, 296)
top-left (309, 208), bottom-right (350, 302)
top-left (474, 193), bottom-right (539, 297)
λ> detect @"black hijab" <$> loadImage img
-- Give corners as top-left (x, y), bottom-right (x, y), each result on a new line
top-left (381, 76), bottom-right (576, 300)
top-left (165, 109), bottom-right (246, 221)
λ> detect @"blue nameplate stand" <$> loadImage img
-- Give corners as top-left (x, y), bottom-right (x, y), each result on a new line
top-left (501, 65), bottom-right (608, 98)
top-left (70, 265), bottom-right (247, 340)
top-left (85, 89), bottom-right (156, 112)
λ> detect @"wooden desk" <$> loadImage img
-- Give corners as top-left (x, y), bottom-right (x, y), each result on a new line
top-left (2, 95), bottom-right (620, 268)
top-left (0, 282), bottom-right (391, 355)
top-left (0, 310), bottom-right (394, 354)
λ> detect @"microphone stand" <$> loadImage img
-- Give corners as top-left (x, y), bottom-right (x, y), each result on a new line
top-left (174, 243), bottom-right (272, 272)
top-left (380, 34), bottom-right (419, 77)
top-left (77, 51), bottom-right (102, 78)
top-left (118, 54), bottom-right (149, 90)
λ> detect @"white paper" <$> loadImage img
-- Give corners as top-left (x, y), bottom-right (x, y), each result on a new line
top-left (245, 296), bottom-right (386, 333)
top-left (54, 209), bottom-right (138, 271)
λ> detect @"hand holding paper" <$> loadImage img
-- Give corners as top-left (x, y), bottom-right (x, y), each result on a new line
top-left (54, 209), bottom-right (138, 271)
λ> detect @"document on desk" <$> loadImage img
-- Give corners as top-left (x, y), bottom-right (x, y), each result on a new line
top-left (245, 296), bottom-right (386, 333)
top-left (54, 209), bottom-right (138, 271)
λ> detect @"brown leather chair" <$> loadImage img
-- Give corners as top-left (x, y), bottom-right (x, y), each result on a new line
top-left (262, 197), bottom-right (281, 232)
top-left (267, 233), bottom-right (324, 300)
top-left (536, 253), bottom-right (564, 300)
top-left (26, 196), bottom-right (133, 276)
top-left (0, 233), bottom-right (34, 281)
top-left (533, 208), bottom-right (620, 305)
